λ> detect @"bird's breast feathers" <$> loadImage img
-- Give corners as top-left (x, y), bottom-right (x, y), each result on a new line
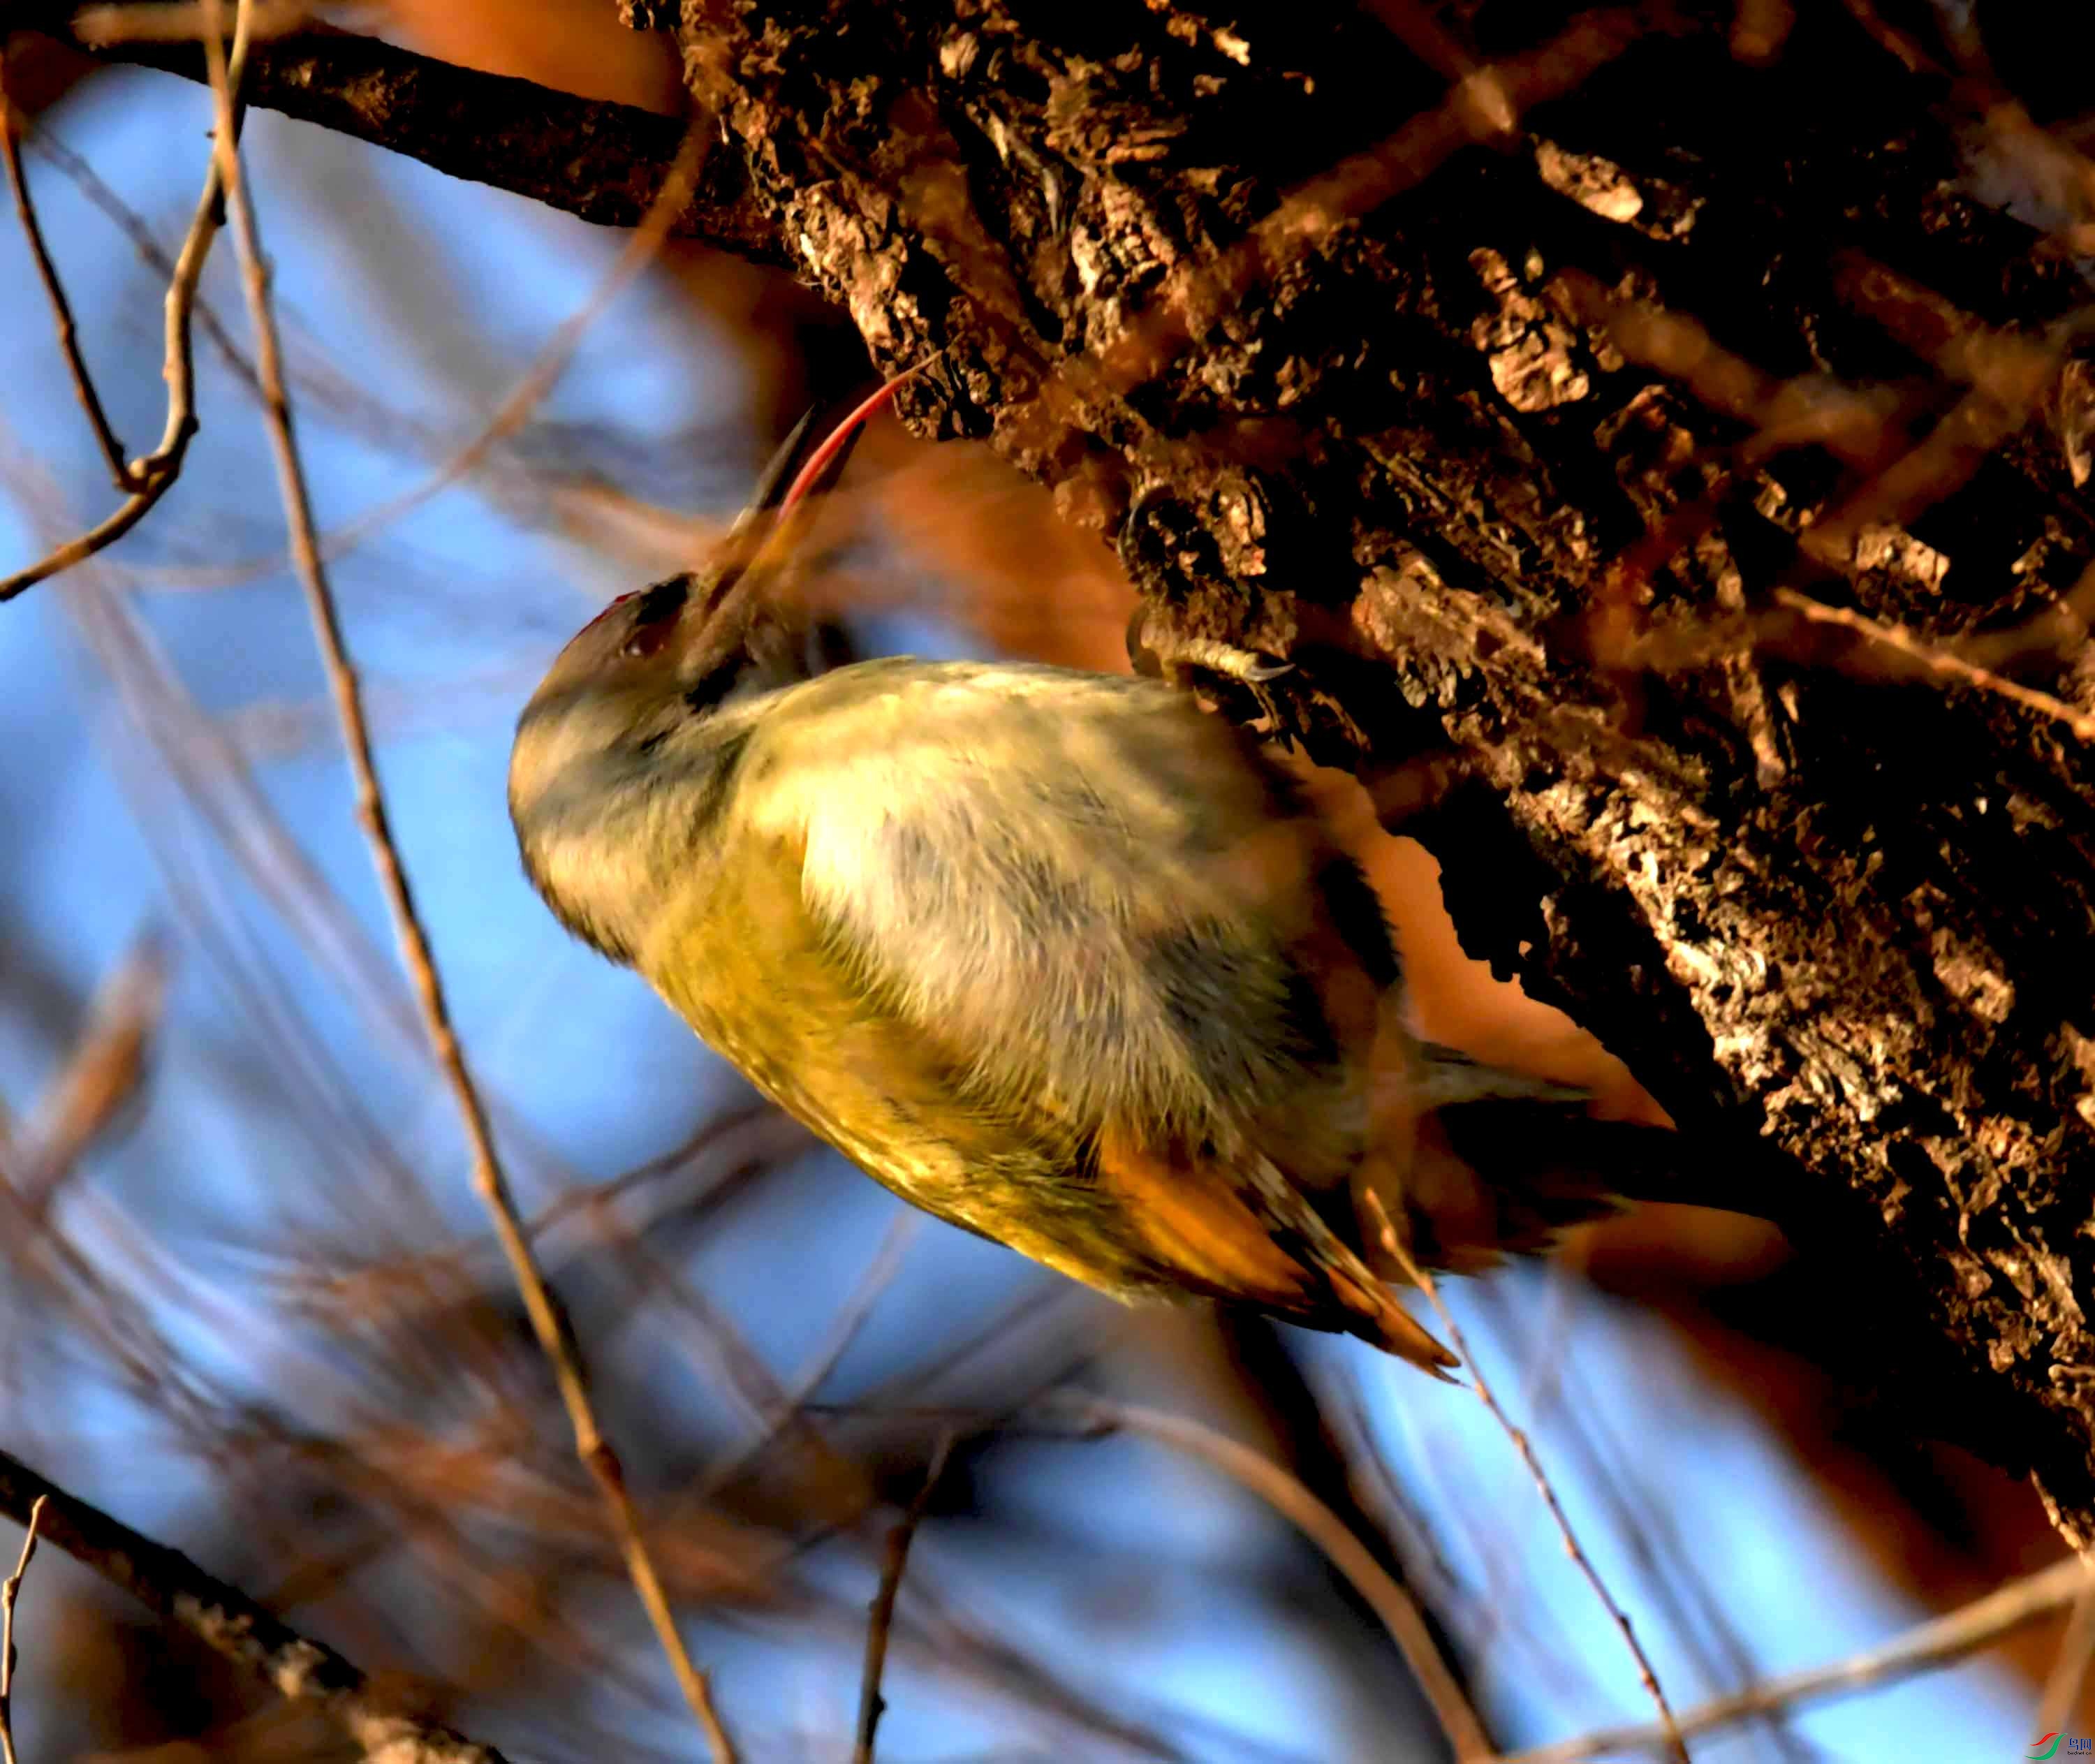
top-left (698, 660), bottom-right (1355, 1139)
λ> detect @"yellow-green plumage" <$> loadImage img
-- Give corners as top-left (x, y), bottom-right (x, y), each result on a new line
top-left (510, 564), bottom-right (1631, 1369)
top-left (635, 661), bottom-right (1371, 1294)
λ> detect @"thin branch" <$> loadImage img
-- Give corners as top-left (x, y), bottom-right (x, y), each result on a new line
top-left (767, 1209), bottom-right (925, 1418)
top-left (0, 46), bottom-right (137, 490)
top-left (1034, 1395), bottom-right (1497, 1764)
top-left (300, 1104), bottom-right (801, 1329)
top-left (1502, 1556), bottom-right (2094, 1762)
top-left (1365, 1195), bottom-right (1686, 1764)
top-left (22, 128), bottom-right (260, 394)
top-left (29, 96), bottom-right (715, 592)
top-left (0, 1496), bottom-right (46, 1764)
top-left (0, 1449), bottom-right (508, 1763)
top-left (192, 3), bottom-right (736, 1758)
top-left (1557, 265), bottom-right (2095, 738)
top-left (855, 1432), bottom-right (954, 1764)
top-left (1485, 1284), bottom-right (1809, 1764)
top-left (0, 18), bottom-right (257, 598)
top-left (1773, 587), bottom-right (2095, 744)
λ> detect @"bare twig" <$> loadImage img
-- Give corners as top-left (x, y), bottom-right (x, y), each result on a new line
top-left (751, 1212), bottom-right (922, 1432)
top-left (1728, 0), bottom-right (1795, 64)
top-left (0, 1496), bottom-right (46, 1764)
top-left (0, 1450), bottom-right (509, 1762)
top-left (21, 129), bottom-right (260, 395)
top-left (855, 1432), bottom-right (954, 1764)
top-left (1773, 587), bottom-right (2095, 744)
top-left (59, 112), bottom-right (714, 596)
top-left (0, 16), bottom-right (256, 598)
top-left (193, 3), bottom-right (735, 1757)
top-left (0, 47), bottom-right (137, 491)
top-left (1034, 1394), bottom-right (1497, 1763)
top-left (1486, 1285), bottom-right (1807, 1763)
top-left (1561, 265), bottom-right (2095, 737)
top-left (1357, 0), bottom-right (1514, 128)
top-left (692, 1208), bottom-right (922, 1509)
top-left (300, 1104), bottom-right (802, 1326)
top-left (1504, 1556), bottom-right (2094, 1763)
top-left (1365, 1195), bottom-right (1686, 1764)
top-left (1553, 271), bottom-right (1905, 469)
top-left (1835, 0), bottom-right (1941, 76)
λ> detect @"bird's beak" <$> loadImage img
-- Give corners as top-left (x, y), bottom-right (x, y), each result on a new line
top-left (687, 406), bottom-right (819, 628)
top-left (691, 364), bottom-right (926, 643)
top-left (731, 407), bottom-right (820, 541)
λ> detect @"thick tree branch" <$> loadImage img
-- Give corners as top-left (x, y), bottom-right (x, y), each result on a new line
top-left (0, 1446), bottom-right (510, 1763)
top-left (29, 17), bottom-right (778, 259)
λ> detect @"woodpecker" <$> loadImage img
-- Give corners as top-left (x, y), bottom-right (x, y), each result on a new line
top-left (508, 380), bottom-right (1669, 1370)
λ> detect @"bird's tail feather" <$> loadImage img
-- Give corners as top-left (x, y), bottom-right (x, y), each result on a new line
top-left (1354, 1045), bottom-right (1753, 1281)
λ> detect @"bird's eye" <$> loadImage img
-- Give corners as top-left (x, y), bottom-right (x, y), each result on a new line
top-left (617, 576), bottom-right (691, 659)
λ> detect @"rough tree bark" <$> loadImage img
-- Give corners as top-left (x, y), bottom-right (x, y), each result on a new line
top-left (41, 1), bottom-right (2095, 1537)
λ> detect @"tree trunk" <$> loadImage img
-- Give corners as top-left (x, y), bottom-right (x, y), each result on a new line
top-left (56, 0), bottom-right (2095, 1536)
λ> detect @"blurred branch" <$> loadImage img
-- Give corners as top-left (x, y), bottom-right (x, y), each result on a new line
top-left (2037, 1567), bottom-right (2095, 1748)
top-left (701, 1207), bottom-right (922, 1501)
top-left (301, 1104), bottom-right (802, 1329)
top-left (14, 20), bottom-right (763, 595)
top-left (16, 930), bottom-right (168, 1221)
top-left (853, 1431), bottom-right (953, 1764)
top-left (1034, 1395), bottom-right (1495, 1764)
top-left (21, 127), bottom-right (260, 390)
top-left (277, 115), bottom-right (714, 574)
top-left (996, 2), bottom-right (1649, 462)
top-left (69, 0), bottom-right (308, 44)
top-left (1368, 1196), bottom-right (1686, 1764)
top-left (29, 15), bottom-right (777, 256)
top-left (192, 2), bottom-right (736, 1757)
top-left (0, 1496), bottom-right (44, 1764)
top-left (0, 1449), bottom-right (509, 1763)
top-left (1504, 1555), bottom-right (2094, 1763)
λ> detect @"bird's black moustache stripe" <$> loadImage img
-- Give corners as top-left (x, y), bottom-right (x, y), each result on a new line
top-left (684, 657), bottom-right (745, 716)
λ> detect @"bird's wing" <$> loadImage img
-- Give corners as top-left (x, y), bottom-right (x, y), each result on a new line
top-left (650, 793), bottom-right (1453, 1368)
top-left (687, 658), bottom-right (1460, 1362)
top-left (732, 659), bottom-right (1377, 1145)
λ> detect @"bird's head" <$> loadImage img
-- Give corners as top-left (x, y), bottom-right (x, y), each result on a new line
top-left (508, 375), bottom-right (911, 960)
